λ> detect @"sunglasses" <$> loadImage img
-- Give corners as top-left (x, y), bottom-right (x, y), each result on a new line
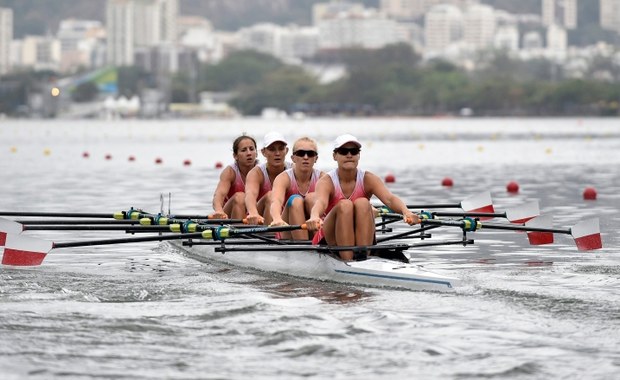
top-left (335, 147), bottom-right (360, 156)
top-left (293, 150), bottom-right (318, 158)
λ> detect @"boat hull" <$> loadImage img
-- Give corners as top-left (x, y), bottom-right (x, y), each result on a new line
top-left (170, 242), bottom-right (460, 291)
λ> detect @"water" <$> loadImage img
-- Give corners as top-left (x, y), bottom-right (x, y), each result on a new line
top-left (1, 118), bottom-right (619, 379)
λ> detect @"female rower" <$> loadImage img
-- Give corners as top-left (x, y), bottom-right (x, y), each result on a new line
top-left (306, 134), bottom-right (419, 261)
top-left (269, 137), bottom-right (326, 240)
top-left (210, 135), bottom-right (258, 220)
top-left (245, 131), bottom-right (293, 225)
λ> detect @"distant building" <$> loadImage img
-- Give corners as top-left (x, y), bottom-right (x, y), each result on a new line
top-left (237, 23), bottom-right (318, 63)
top-left (600, 0), bottom-right (620, 32)
top-left (424, 4), bottom-right (463, 53)
top-left (463, 4), bottom-right (496, 50)
top-left (0, 7), bottom-right (12, 75)
top-left (16, 35), bottom-right (61, 71)
top-left (314, 2), bottom-right (403, 49)
top-left (547, 24), bottom-right (567, 54)
top-left (523, 31), bottom-right (543, 50)
top-left (380, 0), bottom-right (477, 20)
top-left (56, 19), bottom-right (106, 73)
top-left (494, 25), bottom-right (519, 52)
top-left (106, 0), bottom-right (179, 68)
top-left (542, 0), bottom-right (577, 30)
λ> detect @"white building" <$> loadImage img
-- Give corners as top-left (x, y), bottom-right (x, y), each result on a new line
top-left (106, 0), bottom-right (178, 67)
top-left (600, 0), bottom-right (620, 32)
top-left (56, 19), bottom-right (106, 73)
top-left (494, 25), bottom-right (519, 52)
top-left (424, 4), bottom-right (463, 54)
top-left (523, 31), bottom-right (544, 50)
top-left (279, 26), bottom-right (319, 61)
top-left (237, 23), bottom-right (319, 63)
top-left (542, 0), bottom-right (577, 29)
top-left (0, 7), bottom-right (12, 75)
top-left (463, 4), bottom-right (496, 50)
top-left (380, 0), bottom-right (478, 20)
top-left (547, 24), bottom-right (567, 56)
top-left (18, 35), bottom-right (61, 71)
top-left (314, 3), bottom-right (403, 49)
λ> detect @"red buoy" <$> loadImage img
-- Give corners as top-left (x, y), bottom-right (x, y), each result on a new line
top-left (583, 187), bottom-right (597, 200)
top-left (215, 161), bottom-right (223, 169)
top-left (155, 157), bottom-right (163, 164)
top-left (506, 181), bottom-right (519, 194)
top-left (105, 154), bottom-right (112, 160)
top-left (128, 155), bottom-right (135, 162)
top-left (183, 159), bottom-right (192, 166)
top-left (82, 152), bottom-right (90, 158)
top-left (441, 177), bottom-right (454, 187)
top-left (385, 173), bottom-right (395, 183)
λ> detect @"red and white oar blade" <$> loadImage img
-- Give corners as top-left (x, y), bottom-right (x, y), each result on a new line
top-left (1, 234), bottom-right (53, 266)
top-left (505, 200), bottom-right (540, 224)
top-left (461, 192), bottom-right (494, 219)
top-left (571, 218), bottom-right (602, 251)
top-left (0, 217), bottom-right (24, 234)
top-left (525, 215), bottom-right (554, 245)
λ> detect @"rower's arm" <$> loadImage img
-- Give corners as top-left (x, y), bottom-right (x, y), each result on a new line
top-left (367, 172), bottom-right (419, 225)
top-left (244, 167), bottom-right (262, 217)
top-left (212, 167), bottom-right (234, 214)
top-left (307, 175), bottom-right (332, 230)
top-left (269, 173), bottom-right (290, 225)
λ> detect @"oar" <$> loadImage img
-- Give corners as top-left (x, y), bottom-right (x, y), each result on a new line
top-left (421, 216), bottom-right (602, 251)
top-left (0, 223), bottom-right (308, 266)
top-left (430, 200), bottom-right (539, 224)
top-left (409, 191), bottom-right (495, 212)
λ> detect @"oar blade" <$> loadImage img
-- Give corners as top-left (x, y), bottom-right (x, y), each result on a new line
top-left (0, 217), bottom-right (24, 234)
top-left (461, 192), bottom-right (494, 218)
top-left (1, 233), bottom-right (53, 266)
top-left (525, 215), bottom-right (554, 245)
top-left (505, 200), bottom-right (540, 224)
top-left (571, 218), bottom-right (602, 251)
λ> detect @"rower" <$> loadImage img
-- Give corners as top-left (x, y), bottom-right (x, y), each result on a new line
top-left (269, 137), bottom-right (326, 240)
top-left (306, 134), bottom-right (420, 261)
top-left (210, 135), bottom-right (258, 220)
top-left (245, 131), bottom-right (293, 225)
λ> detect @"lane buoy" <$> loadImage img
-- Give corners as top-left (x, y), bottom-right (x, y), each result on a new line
top-left (183, 159), bottom-right (192, 166)
top-left (128, 155), bottom-right (135, 162)
top-left (441, 177), bottom-right (453, 187)
top-left (215, 161), bottom-right (223, 169)
top-left (506, 181), bottom-right (519, 194)
top-left (385, 173), bottom-right (395, 183)
top-left (583, 187), bottom-right (597, 200)
top-left (82, 152), bottom-right (90, 158)
top-left (155, 157), bottom-right (163, 165)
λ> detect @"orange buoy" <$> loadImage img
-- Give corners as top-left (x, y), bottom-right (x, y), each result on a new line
top-left (385, 173), bottom-right (395, 183)
top-left (155, 157), bottom-right (163, 164)
top-left (183, 159), bottom-right (192, 166)
top-left (215, 161), bottom-right (223, 169)
top-left (441, 177), bottom-right (454, 187)
top-left (506, 181), bottom-right (519, 194)
top-left (583, 187), bottom-right (597, 200)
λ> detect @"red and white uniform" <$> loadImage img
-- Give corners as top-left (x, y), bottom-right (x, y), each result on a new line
top-left (257, 162), bottom-right (293, 200)
top-left (312, 168), bottom-right (369, 245)
top-left (225, 161), bottom-right (246, 201)
top-left (284, 168), bottom-right (321, 201)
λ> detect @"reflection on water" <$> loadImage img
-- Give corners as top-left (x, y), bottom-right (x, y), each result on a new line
top-left (1, 118), bottom-right (619, 379)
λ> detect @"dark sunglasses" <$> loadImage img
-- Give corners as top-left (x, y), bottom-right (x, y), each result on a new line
top-left (335, 147), bottom-right (360, 156)
top-left (293, 150), bottom-right (318, 158)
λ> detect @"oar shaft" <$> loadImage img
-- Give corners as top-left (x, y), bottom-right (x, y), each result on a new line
top-left (18, 219), bottom-right (141, 225)
top-left (432, 212), bottom-right (507, 218)
top-left (481, 223), bottom-right (570, 235)
top-left (23, 225), bottom-right (171, 232)
top-left (52, 232), bottom-right (204, 249)
top-left (0, 211), bottom-right (114, 218)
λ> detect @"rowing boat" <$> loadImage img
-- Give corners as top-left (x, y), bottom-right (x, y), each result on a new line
top-left (170, 240), bottom-right (461, 291)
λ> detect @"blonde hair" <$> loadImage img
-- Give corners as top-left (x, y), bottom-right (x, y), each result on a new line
top-left (292, 136), bottom-right (318, 152)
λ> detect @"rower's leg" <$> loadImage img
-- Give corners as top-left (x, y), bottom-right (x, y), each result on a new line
top-left (287, 195), bottom-right (308, 240)
top-left (353, 198), bottom-right (375, 246)
top-left (228, 192), bottom-right (246, 219)
top-left (323, 200), bottom-right (355, 260)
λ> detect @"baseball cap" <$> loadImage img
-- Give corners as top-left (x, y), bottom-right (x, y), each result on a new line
top-left (262, 131), bottom-right (288, 148)
top-left (333, 134), bottom-right (362, 150)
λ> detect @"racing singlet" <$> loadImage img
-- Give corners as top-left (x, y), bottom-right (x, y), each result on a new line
top-left (257, 162), bottom-right (293, 200)
top-left (225, 161), bottom-right (247, 201)
top-left (284, 168), bottom-right (321, 200)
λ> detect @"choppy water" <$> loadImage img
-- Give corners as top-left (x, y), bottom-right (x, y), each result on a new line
top-left (1, 118), bottom-right (619, 379)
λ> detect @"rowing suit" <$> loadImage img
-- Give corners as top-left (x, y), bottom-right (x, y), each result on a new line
top-left (224, 161), bottom-right (247, 202)
top-left (257, 162), bottom-right (293, 200)
top-left (284, 168), bottom-right (321, 202)
top-left (311, 168), bottom-right (369, 245)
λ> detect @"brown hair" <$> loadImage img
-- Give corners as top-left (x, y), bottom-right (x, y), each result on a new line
top-left (292, 136), bottom-right (318, 152)
top-left (232, 135), bottom-right (257, 154)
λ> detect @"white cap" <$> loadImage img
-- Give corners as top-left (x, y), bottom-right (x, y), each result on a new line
top-left (333, 134), bottom-right (362, 150)
top-left (262, 131), bottom-right (287, 148)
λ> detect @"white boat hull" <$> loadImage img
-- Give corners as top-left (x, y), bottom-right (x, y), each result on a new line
top-left (170, 242), bottom-right (460, 291)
